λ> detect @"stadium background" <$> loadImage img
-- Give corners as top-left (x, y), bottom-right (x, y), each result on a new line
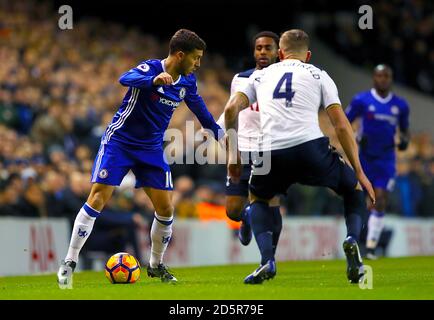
top-left (1, 0), bottom-right (434, 275)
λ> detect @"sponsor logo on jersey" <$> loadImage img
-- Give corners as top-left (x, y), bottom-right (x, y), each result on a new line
top-left (179, 87), bottom-right (186, 99)
top-left (159, 97), bottom-right (180, 108)
top-left (98, 169), bottom-right (108, 179)
top-left (373, 113), bottom-right (397, 125)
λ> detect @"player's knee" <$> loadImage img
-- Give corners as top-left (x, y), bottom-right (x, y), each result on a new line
top-left (87, 191), bottom-right (108, 211)
top-left (225, 202), bottom-right (244, 222)
top-left (155, 203), bottom-right (174, 218)
top-left (226, 208), bottom-right (242, 222)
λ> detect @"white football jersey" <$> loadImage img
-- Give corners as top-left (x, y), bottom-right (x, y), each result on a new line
top-left (217, 69), bottom-right (261, 152)
top-left (239, 59), bottom-right (341, 151)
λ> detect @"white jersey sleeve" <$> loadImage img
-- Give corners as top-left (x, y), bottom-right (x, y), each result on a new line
top-left (320, 71), bottom-right (341, 108)
top-left (237, 69), bottom-right (263, 105)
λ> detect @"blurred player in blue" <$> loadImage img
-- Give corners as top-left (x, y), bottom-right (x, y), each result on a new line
top-left (57, 29), bottom-right (223, 288)
top-left (217, 31), bottom-right (281, 249)
top-left (346, 64), bottom-right (410, 259)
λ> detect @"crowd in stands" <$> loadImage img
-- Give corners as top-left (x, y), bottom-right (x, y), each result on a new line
top-left (1, 0), bottom-right (434, 243)
top-left (315, 0), bottom-right (434, 95)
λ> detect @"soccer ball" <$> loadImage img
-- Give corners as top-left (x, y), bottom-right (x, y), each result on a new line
top-left (105, 252), bottom-right (141, 284)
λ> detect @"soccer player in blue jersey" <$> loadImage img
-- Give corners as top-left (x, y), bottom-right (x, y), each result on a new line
top-left (57, 29), bottom-right (223, 288)
top-left (217, 31), bottom-right (281, 249)
top-left (346, 64), bottom-right (410, 259)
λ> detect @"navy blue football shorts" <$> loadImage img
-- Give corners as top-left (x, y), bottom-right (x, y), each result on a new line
top-left (90, 142), bottom-right (173, 190)
top-left (249, 137), bottom-right (358, 200)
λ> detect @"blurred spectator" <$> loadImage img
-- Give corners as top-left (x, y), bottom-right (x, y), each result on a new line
top-left (388, 157), bottom-right (423, 217)
top-left (173, 175), bottom-right (197, 219)
top-left (418, 158), bottom-right (434, 216)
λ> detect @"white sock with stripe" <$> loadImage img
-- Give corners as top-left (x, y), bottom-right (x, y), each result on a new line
top-left (366, 210), bottom-right (385, 249)
top-left (65, 203), bottom-right (100, 263)
top-left (149, 212), bottom-right (173, 268)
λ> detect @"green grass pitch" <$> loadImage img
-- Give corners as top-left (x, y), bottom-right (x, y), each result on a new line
top-left (1, 256), bottom-right (433, 300)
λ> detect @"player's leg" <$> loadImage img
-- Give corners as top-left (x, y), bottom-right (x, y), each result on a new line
top-left (143, 186), bottom-right (174, 267)
top-left (58, 142), bottom-right (130, 288)
top-left (340, 182), bottom-right (367, 283)
top-left (299, 137), bottom-right (366, 283)
top-left (362, 159), bottom-right (393, 259)
top-left (330, 158), bottom-right (368, 284)
top-left (65, 183), bottom-right (115, 263)
top-left (269, 196), bottom-right (282, 255)
top-left (226, 195), bottom-right (252, 245)
top-left (58, 183), bottom-right (115, 289)
top-left (243, 191), bottom-right (277, 284)
top-left (366, 187), bottom-right (388, 259)
top-left (131, 149), bottom-right (177, 282)
top-left (225, 161), bottom-right (253, 245)
top-left (247, 194), bottom-right (282, 260)
top-left (142, 187), bottom-right (177, 282)
top-left (243, 151), bottom-right (288, 284)
top-left (329, 149), bottom-right (366, 283)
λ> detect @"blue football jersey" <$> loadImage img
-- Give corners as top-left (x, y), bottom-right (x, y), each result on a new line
top-left (346, 88), bottom-right (410, 160)
top-left (102, 59), bottom-right (222, 150)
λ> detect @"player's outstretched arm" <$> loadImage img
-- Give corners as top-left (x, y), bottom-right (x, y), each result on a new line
top-left (119, 68), bottom-right (157, 89)
top-left (224, 92), bottom-right (249, 183)
top-left (185, 93), bottom-right (223, 142)
top-left (119, 63), bottom-right (173, 89)
top-left (326, 103), bottom-right (376, 204)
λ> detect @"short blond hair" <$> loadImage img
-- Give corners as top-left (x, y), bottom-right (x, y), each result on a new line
top-left (279, 29), bottom-right (309, 54)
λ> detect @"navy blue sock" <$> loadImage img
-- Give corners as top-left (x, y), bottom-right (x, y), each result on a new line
top-left (250, 201), bottom-right (274, 265)
top-left (343, 190), bottom-right (366, 241)
top-left (240, 204), bottom-right (251, 223)
top-left (270, 206), bottom-right (282, 255)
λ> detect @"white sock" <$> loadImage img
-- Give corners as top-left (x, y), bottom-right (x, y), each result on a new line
top-left (150, 212), bottom-right (173, 268)
top-left (366, 210), bottom-right (385, 249)
top-left (65, 203), bottom-right (100, 263)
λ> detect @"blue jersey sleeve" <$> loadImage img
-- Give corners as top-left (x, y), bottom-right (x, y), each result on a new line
top-left (119, 62), bottom-right (158, 89)
top-left (399, 99), bottom-right (410, 131)
top-left (345, 95), bottom-right (365, 122)
top-left (184, 79), bottom-right (224, 140)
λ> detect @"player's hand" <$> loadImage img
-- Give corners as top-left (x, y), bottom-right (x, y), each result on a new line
top-left (153, 72), bottom-right (173, 86)
top-left (228, 163), bottom-right (242, 184)
top-left (356, 171), bottom-right (376, 205)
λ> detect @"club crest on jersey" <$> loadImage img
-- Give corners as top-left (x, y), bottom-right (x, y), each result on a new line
top-left (137, 63), bottom-right (150, 72)
top-left (179, 87), bottom-right (186, 99)
top-left (98, 169), bottom-right (108, 179)
top-left (368, 105), bottom-right (376, 112)
top-left (391, 105), bottom-right (400, 115)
